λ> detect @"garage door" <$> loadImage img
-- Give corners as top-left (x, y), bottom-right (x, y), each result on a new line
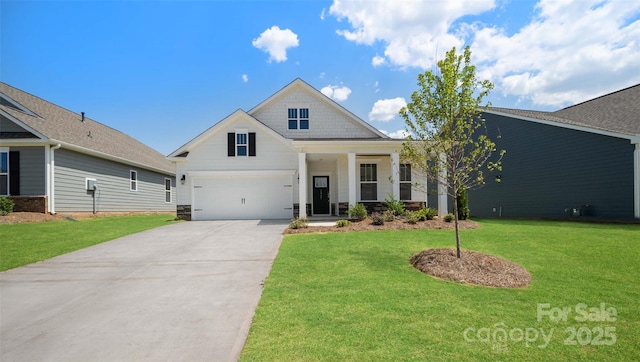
top-left (192, 175), bottom-right (293, 220)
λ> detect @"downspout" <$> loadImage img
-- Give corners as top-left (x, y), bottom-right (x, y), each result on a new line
top-left (634, 142), bottom-right (640, 219)
top-left (49, 143), bottom-right (61, 214)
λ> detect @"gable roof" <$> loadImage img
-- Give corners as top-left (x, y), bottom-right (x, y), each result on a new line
top-left (0, 82), bottom-right (174, 175)
top-left (248, 78), bottom-right (388, 139)
top-left (486, 84), bottom-right (640, 140)
top-left (167, 109), bottom-right (294, 158)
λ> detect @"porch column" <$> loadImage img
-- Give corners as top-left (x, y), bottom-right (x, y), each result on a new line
top-left (348, 152), bottom-right (356, 208)
top-left (391, 153), bottom-right (400, 200)
top-left (437, 153), bottom-right (448, 217)
top-left (298, 152), bottom-right (307, 218)
top-left (634, 143), bottom-right (640, 219)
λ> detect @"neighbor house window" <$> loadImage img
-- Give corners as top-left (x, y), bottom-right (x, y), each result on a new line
top-left (360, 163), bottom-right (377, 201)
top-left (0, 150), bottom-right (8, 196)
top-left (130, 170), bottom-right (138, 191)
top-left (287, 108), bottom-right (309, 130)
top-left (236, 133), bottom-right (248, 156)
top-left (400, 164), bottom-right (411, 200)
top-left (164, 178), bottom-right (172, 203)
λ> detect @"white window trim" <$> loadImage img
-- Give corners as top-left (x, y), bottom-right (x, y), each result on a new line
top-left (287, 105), bottom-right (310, 130)
top-left (235, 129), bottom-right (248, 157)
top-left (358, 163), bottom-right (378, 201)
top-left (130, 170), bottom-right (138, 191)
top-left (400, 164), bottom-right (412, 201)
top-left (164, 178), bottom-right (172, 203)
top-left (0, 147), bottom-right (9, 196)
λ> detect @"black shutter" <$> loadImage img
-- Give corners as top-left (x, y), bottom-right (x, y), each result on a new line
top-left (249, 132), bottom-right (256, 157)
top-left (227, 132), bottom-right (235, 156)
top-left (9, 151), bottom-right (20, 195)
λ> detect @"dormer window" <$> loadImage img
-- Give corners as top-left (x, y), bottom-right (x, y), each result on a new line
top-left (288, 108), bottom-right (309, 130)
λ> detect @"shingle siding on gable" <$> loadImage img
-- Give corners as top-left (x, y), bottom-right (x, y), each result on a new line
top-left (251, 89), bottom-right (378, 139)
top-left (468, 113), bottom-right (635, 219)
top-left (54, 149), bottom-right (175, 212)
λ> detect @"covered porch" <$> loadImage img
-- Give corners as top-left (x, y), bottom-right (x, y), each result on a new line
top-left (293, 140), bottom-right (448, 218)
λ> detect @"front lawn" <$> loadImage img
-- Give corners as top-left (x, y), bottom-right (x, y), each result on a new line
top-left (0, 214), bottom-right (174, 271)
top-left (241, 219), bottom-right (640, 361)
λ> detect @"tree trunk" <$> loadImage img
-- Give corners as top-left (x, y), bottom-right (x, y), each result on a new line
top-left (453, 191), bottom-right (461, 258)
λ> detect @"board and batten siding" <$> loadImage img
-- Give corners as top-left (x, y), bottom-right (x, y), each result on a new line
top-left (468, 113), bottom-right (635, 219)
top-left (54, 149), bottom-right (175, 212)
top-left (8, 146), bottom-right (46, 195)
top-left (251, 88), bottom-right (379, 139)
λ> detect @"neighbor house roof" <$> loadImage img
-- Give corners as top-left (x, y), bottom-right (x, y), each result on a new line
top-left (486, 84), bottom-right (640, 139)
top-left (0, 82), bottom-right (174, 175)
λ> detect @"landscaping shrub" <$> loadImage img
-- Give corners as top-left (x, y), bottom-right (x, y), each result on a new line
top-left (335, 219), bottom-right (351, 228)
top-left (456, 188), bottom-right (469, 220)
top-left (444, 213), bottom-right (455, 222)
top-left (421, 207), bottom-right (438, 220)
top-left (371, 213), bottom-right (385, 226)
top-left (383, 209), bottom-right (396, 222)
top-left (384, 194), bottom-right (405, 216)
top-left (348, 203), bottom-right (368, 221)
top-left (405, 211), bottom-right (420, 224)
top-left (0, 197), bottom-right (14, 216)
top-left (289, 217), bottom-right (309, 229)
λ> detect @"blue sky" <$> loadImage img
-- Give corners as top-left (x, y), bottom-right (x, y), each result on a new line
top-left (2, 0), bottom-right (639, 155)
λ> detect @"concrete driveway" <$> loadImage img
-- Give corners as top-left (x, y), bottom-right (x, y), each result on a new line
top-left (0, 219), bottom-right (288, 361)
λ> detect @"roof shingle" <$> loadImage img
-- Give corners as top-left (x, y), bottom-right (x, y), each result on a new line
top-left (0, 82), bottom-right (174, 175)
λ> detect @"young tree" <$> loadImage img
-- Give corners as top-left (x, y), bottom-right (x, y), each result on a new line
top-left (400, 46), bottom-right (504, 258)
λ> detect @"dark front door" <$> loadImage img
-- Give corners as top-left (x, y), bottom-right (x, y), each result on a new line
top-left (313, 176), bottom-right (330, 215)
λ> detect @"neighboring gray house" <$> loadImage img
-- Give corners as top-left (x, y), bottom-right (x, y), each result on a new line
top-left (0, 82), bottom-right (176, 214)
top-left (469, 84), bottom-right (640, 220)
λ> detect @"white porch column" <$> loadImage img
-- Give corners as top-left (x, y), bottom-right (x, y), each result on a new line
top-left (391, 153), bottom-right (400, 201)
top-left (437, 153), bottom-right (448, 217)
top-left (298, 152), bottom-right (307, 218)
top-left (634, 143), bottom-right (640, 219)
top-left (348, 152), bottom-right (357, 208)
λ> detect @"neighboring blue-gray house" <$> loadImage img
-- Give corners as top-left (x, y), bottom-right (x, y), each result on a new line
top-left (0, 82), bottom-right (176, 214)
top-left (469, 84), bottom-right (640, 220)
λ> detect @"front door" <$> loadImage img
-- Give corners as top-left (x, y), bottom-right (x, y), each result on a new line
top-left (313, 176), bottom-right (330, 215)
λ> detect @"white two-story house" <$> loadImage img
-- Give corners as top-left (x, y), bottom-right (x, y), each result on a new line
top-left (168, 78), bottom-right (446, 220)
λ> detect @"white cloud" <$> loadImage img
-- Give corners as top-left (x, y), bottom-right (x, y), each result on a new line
top-left (329, 0), bottom-right (495, 69)
top-left (471, 0), bottom-right (640, 107)
top-left (372, 55), bottom-right (386, 67)
top-left (321, 84), bottom-right (352, 101)
top-left (368, 97), bottom-right (407, 122)
top-left (242, 74), bottom-right (249, 83)
top-left (380, 129), bottom-right (409, 139)
top-left (252, 26), bottom-right (299, 63)
top-left (329, 0), bottom-right (640, 107)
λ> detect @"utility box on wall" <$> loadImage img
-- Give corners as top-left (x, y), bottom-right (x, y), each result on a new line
top-left (86, 178), bottom-right (97, 191)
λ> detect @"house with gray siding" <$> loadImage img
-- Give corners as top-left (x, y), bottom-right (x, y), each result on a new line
top-left (469, 84), bottom-right (640, 220)
top-left (0, 82), bottom-right (175, 214)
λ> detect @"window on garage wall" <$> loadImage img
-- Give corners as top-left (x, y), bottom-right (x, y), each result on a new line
top-left (360, 163), bottom-right (377, 200)
top-left (130, 170), bottom-right (138, 191)
top-left (165, 178), bottom-right (172, 203)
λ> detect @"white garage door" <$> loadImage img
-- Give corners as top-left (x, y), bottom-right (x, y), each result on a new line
top-left (192, 175), bottom-right (293, 220)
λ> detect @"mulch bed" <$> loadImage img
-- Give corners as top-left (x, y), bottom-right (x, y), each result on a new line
top-left (410, 248), bottom-right (532, 288)
top-left (285, 217), bottom-right (479, 234)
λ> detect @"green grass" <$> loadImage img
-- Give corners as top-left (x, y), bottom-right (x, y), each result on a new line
top-left (0, 214), bottom-right (175, 271)
top-left (240, 219), bottom-right (640, 361)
